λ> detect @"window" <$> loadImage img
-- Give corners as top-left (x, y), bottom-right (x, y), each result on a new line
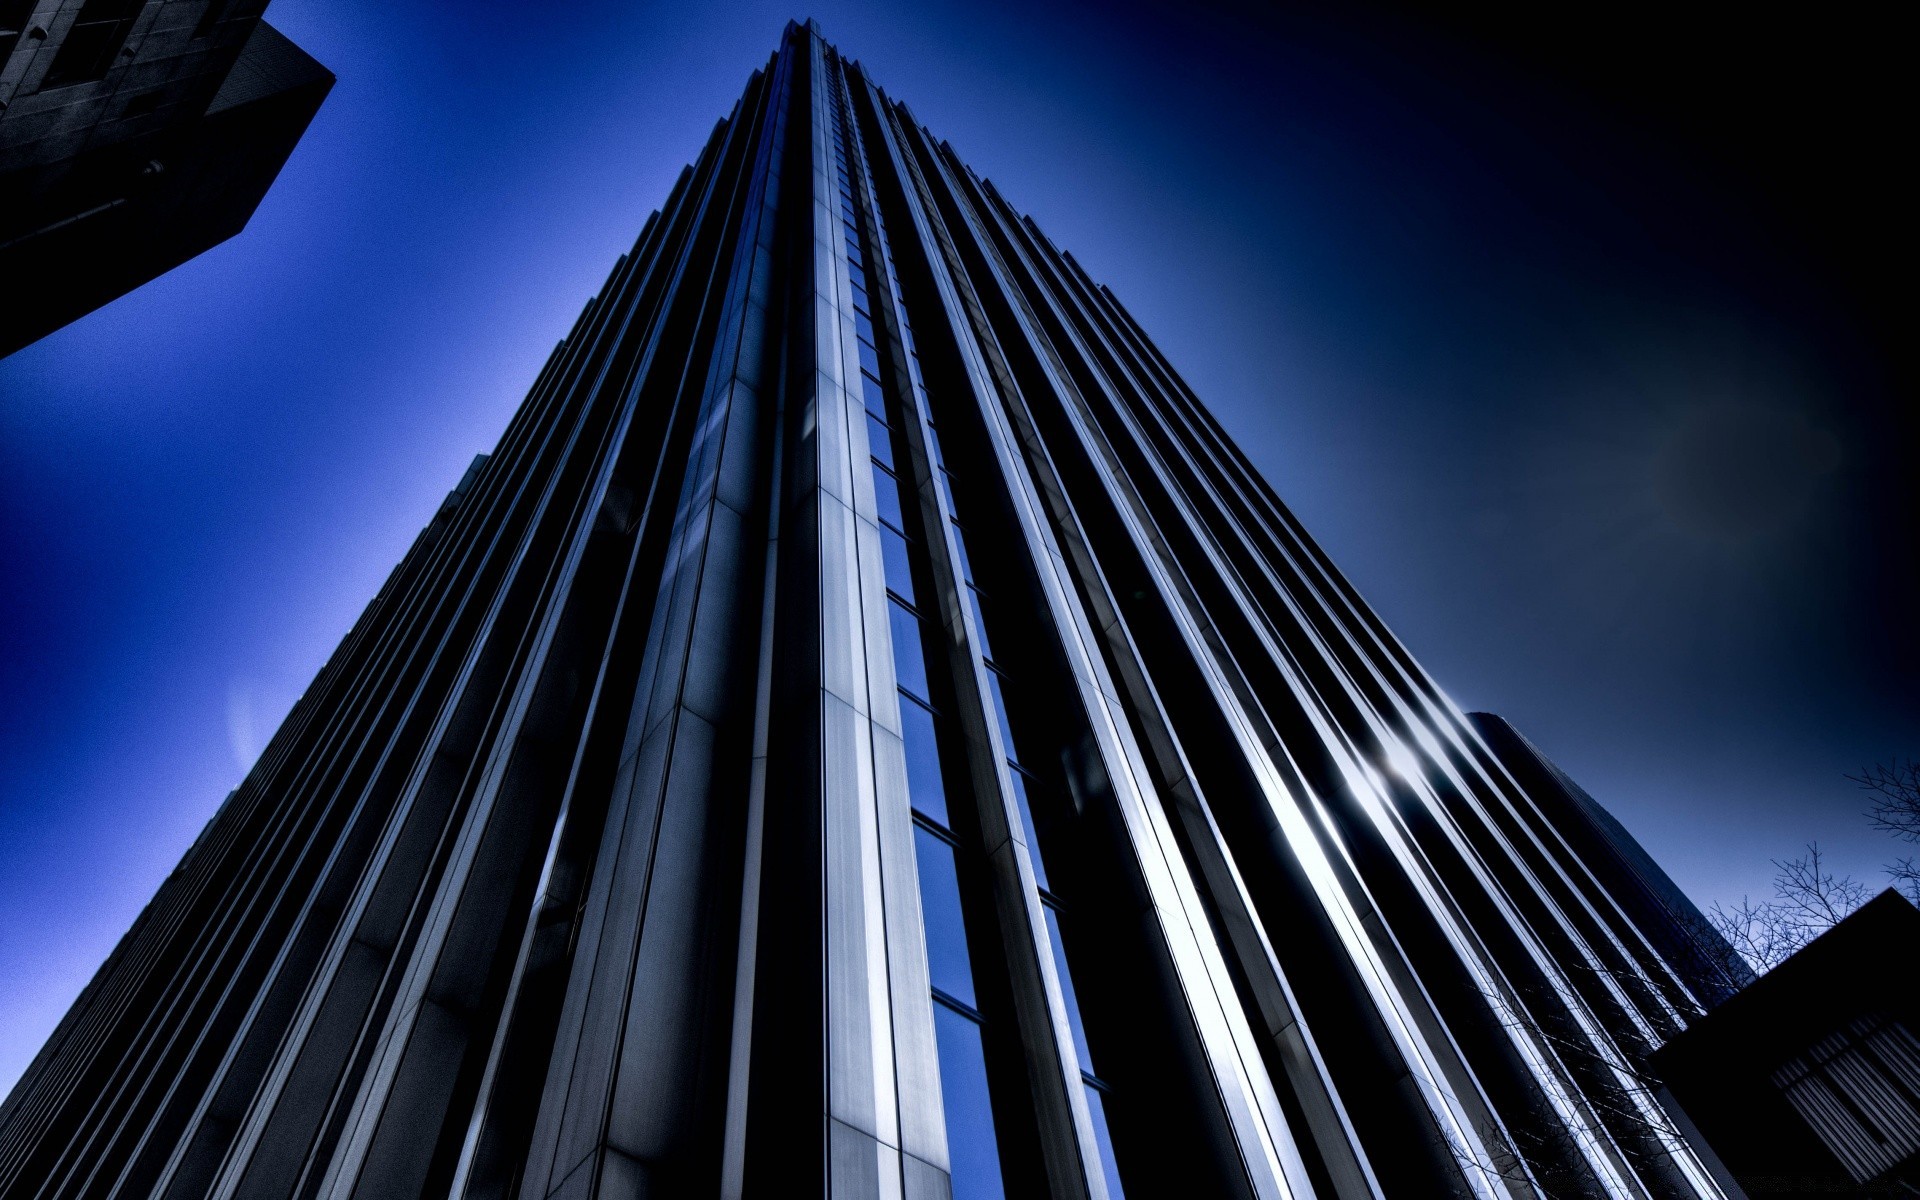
top-left (981, 668), bottom-right (1019, 764)
top-left (835, 83), bottom-right (1028, 1198)
top-left (914, 826), bottom-right (978, 1010)
top-left (1081, 1085), bottom-right (1128, 1200)
top-left (872, 465), bottom-right (905, 534)
top-left (888, 599), bottom-right (928, 702)
top-left (928, 414), bottom-right (1130, 1195)
top-left (865, 412), bottom-right (894, 472)
top-left (880, 525), bottom-right (915, 606)
top-left (932, 1003), bottom-right (1009, 1200)
top-left (192, 0), bottom-right (229, 38)
top-left (948, 520), bottom-right (975, 585)
top-left (1774, 1014), bottom-right (1920, 1184)
top-left (1006, 768), bottom-right (1046, 890)
top-left (963, 585), bottom-right (991, 661)
top-left (39, 0), bottom-right (144, 90)
top-left (121, 87), bottom-right (162, 118)
top-left (1046, 901), bottom-right (1126, 1198)
top-left (859, 372), bottom-right (887, 422)
top-left (1, 0), bottom-right (39, 71)
top-left (899, 697), bottom-right (948, 826)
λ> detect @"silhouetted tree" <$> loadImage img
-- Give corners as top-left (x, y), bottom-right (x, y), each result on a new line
top-left (1852, 757), bottom-right (1920, 904)
top-left (1451, 975), bottom-right (1713, 1199)
top-left (1707, 843), bottom-right (1869, 972)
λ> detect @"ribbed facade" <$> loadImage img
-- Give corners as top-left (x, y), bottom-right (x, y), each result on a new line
top-left (1, 22), bottom-right (1737, 1200)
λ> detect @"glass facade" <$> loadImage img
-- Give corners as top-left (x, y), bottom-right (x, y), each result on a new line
top-left (836, 87), bottom-right (1011, 1194)
top-left (0, 21), bottom-right (1746, 1200)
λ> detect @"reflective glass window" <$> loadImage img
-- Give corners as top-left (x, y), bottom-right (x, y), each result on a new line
top-left (932, 1003), bottom-right (1007, 1200)
top-left (866, 412), bottom-right (894, 471)
top-left (914, 826), bottom-right (977, 1008)
top-left (1043, 905), bottom-right (1094, 1072)
top-left (860, 371), bottom-right (887, 421)
top-left (1006, 767), bottom-right (1048, 892)
top-left (1083, 1084), bottom-right (1127, 1200)
top-left (950, 520), bottom-right (975, 585)
top-left (890, 598), bottom-right (929, 701)
top-left (982, 668), bottom-right (1019, 764)
top-left (963, 585), bottom-right (992, 662)
top-left (881, 524), bottom-right (915, 605)
top-left (899, 696), bottom-right (947, 825)
top-left (873, 466), bottom-right (905, 532)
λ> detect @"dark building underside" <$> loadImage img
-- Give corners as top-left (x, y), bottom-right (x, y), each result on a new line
top-left (1, 19), bottom-right (331, 358)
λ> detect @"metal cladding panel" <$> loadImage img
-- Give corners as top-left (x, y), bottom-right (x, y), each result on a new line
top-left (0, 20), bottom-right (1738, 1200)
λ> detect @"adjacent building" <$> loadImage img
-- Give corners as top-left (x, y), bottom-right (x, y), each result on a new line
top-left (1655, 890), bottom-right (1920, 1197)
top-left (1467, 712), bottom-right (1753, 1011)
top-left (0, 0), bottom-right (331, 357)
top-left (0, 22), bottom-right (1749, 1199)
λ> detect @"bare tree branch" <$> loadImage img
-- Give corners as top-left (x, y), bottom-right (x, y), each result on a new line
top-left (1707, 895), bottom-right (1800, 973)
top-left (1706, 843), bottom-right (1868, 974)
top-left (1771, 842), bottom-right (1870, 929)
top-left (1851, 758), bottom-right (1920, 843)
top-left (1453, 977), bottom-right (1702, 1199)
top-left (1888, 857), bottom-right (1920, 907)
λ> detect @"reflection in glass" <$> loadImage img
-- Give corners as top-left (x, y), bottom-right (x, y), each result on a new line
top-left (914, 825), bottom-right (978, 1009)
top-left (933, 1002), bottom-right (1008, 1200)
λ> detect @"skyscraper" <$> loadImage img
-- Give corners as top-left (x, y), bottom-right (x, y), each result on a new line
top-left (0, 0), bottom-right (331, 358)
top-left (0, 21), bottom-right (1742, 1199)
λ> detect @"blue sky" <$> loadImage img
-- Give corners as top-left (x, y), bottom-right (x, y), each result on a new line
top-left (1, 0), bottom-right (1911, 1093)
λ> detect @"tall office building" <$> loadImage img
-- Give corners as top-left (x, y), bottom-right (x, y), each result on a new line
top-left (0, 22), bottom-right (1744, 1200)
top-left (0, 0), bottom-right (331, 357)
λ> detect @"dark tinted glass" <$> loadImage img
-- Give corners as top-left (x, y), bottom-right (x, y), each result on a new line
top-left (1007, 768), bottom-right (1048, 891)
top-left (1044, 905), bottom-right (1095, 1072)
top-left (963, 584), bottom-right (992, 661)
top-left (983, 668), bottom-right (1019, 763)
top-left (950, 520), bottom-right (976, 585)
top-left (40, 0), bottom-right (146, 88)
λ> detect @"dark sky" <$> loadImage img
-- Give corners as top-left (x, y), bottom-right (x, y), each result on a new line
top-left (0, 0), bottom-right (1910, 1091)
